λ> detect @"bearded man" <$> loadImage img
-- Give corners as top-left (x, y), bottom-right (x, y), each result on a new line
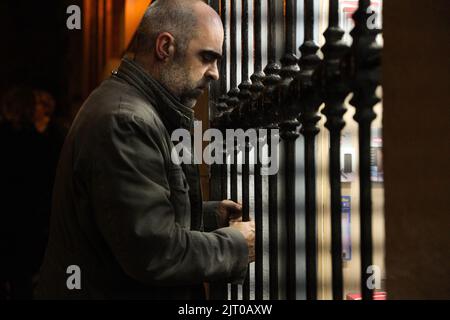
top-left (36, 0), bottom-right (255, 300)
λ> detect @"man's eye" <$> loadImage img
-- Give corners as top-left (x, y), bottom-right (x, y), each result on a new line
top-left (202, 54), bottom-right (215, 63)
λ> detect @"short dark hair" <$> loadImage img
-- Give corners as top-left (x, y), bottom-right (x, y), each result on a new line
top-left (134, 0), bottom-right (200, 58)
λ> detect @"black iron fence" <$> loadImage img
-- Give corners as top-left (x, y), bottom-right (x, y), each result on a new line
top-left (207, 0), bottom-right (382, 300)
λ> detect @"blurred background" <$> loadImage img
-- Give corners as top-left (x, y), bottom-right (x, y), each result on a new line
top-left (0, 0), bottom-right (152, 300)
top-left (0, 0), bottom-right (152, 126)
top-left (0, 0), bottom-right (448, 300)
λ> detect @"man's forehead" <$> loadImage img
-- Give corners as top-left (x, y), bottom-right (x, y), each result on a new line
top-left (190, 3), bottom-right (224, 53)
top-left (192, 24), bottom-right (224, 54)
top-left (196, 16), bottom-right (223, 36)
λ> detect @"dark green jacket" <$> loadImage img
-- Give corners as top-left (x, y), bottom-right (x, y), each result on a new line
top-left (35, 58), bottom-right (248, 299)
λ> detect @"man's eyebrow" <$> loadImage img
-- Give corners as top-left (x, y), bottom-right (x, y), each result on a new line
top-left (201, 50), bottom-right (223, 61)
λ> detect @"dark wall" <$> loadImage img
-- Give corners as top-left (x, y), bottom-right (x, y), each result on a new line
top-left (0, 0), bottom-right (83, 120)
top-left (384, 0), bottom-right (450, 299)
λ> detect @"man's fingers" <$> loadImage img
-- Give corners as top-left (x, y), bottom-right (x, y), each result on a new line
top-left (230, 202), bottom-right (242, 213)
top-left (229, 220), bottom-right (256, 264)
top-left (224, 199), bottom-right (242, 211)
top-left (229, 216), bottom-right (243, 223)
top-left (227, 201), bottom-right (243, 220)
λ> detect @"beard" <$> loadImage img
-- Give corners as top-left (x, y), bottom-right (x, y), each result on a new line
top-left (160, 60), bottom-right (207, 108)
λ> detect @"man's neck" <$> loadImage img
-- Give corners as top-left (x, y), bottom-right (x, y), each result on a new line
top-left (133, 54), bottom-right (161, 83)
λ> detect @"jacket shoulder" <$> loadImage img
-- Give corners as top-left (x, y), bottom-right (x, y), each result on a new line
top-left (98, 77), bottom-right (168, 131)
top-left (69, 77), bottom-right (173, 166)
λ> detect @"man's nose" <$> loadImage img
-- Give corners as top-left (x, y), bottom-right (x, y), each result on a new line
top-left (206, 62), bottom-right (220, 81)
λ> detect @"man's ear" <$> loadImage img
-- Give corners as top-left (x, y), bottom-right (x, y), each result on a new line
top-left (155, 32), bottom-right (176, 62)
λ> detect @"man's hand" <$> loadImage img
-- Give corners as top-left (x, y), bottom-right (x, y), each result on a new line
top-left (217, 200), bottom-right (243, 228)
top-left (216, 200), bottom-right (255, 263)
top-left (230, 220), bottom-right (255, 263)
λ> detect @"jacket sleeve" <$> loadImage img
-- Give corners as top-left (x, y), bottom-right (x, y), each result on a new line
top-left (90, 112), bottom-right (248, 286)
top-left (202, 201), bottom-right (221, 232)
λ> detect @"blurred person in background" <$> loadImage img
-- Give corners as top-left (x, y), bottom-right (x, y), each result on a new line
top-left (0, 87), bottom-right (64, 299)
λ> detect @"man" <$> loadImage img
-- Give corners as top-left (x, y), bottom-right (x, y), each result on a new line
top-left (36, 0), bottom-right (255, 299)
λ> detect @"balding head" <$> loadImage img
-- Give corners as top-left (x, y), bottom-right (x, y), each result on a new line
top-left (135, 0), bottom-right (221, 58)
top-left (133, 0), bottom-right (224, 108)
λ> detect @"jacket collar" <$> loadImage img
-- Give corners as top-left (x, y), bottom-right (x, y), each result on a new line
top-left (114, 57), bottom-right (194, 131)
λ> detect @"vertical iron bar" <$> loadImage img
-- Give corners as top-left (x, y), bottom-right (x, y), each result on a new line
top-left (304, 0), bottom-right (314, 43)
top-left (358, 122), bottom-right (373, 300)
top-left (242, 137), bottom-right (250, 300)
top-left (280, 123), bottom-right (299, 300)
top-left (285, 0), bottom-right (296, 55)
top-left (253, 0), bottom-right (262, 72)
top-left (249, 0), bottom-right (265, 134)
top-left (263, 0), bottom-right (282, 300)
top-left (239, 0), bottom-right (251, 301)
top-left (230, 0), bottom-right (237, 89)
top-left (230, 138), bottom-right (239, 300)
top-left (321, 0), bottom-right (350, 300)
top-left (329, 0), bottom-right (339, 28)
top-left (254, 132), bottom-right (263, 300)
top-left (263, 0), bottom-right (281, 120)
top-left (267, 130), bottom-right (278, 300)
top-left (250, 0), bottom-right (264, 101)
top-left (241, 0), bottom-right (249, 81)
top-left (228, 0), bottom-right (239, 300)
top-left (296, 0), bottom-right (322, 300)
top-left (250, 3), bottom-right (264, 296)
top-left (208, 0), bottom-right (229, 300)
top-left (329, 132), bottom-right (344, 299)
top-left (208, 126), bottom-right (229, 300)
top-left (221, 134), bottom-right (228, 201)
top-left (350, 0), bottom-right (381, 301)
top-left (227, 0), bottom-right (240, 126)
top-left (278, 0), bottom-right (300, 301)
top-left (303, 129), bottom-right (318, 301)
top-left (267, 0), bottom-right (277, 63)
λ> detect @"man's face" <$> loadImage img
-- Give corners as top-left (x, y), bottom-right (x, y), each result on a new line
top-left (161, 18), bottom-right (224, 108)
